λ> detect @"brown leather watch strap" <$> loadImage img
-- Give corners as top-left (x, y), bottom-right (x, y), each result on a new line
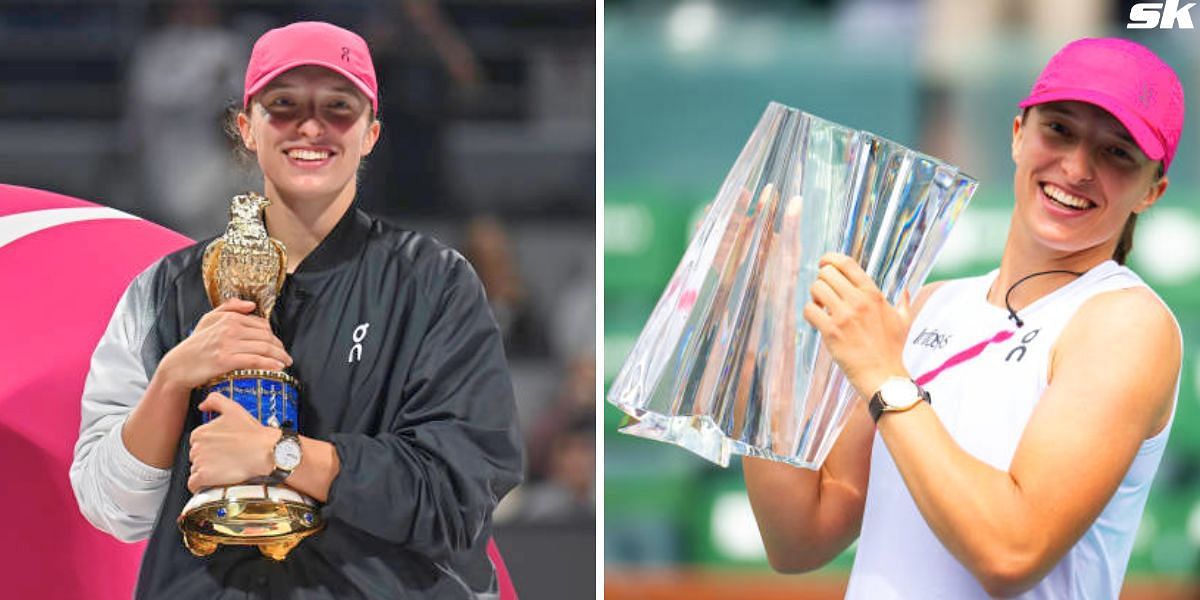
top-left (869, 387), bottom-right (931, 423)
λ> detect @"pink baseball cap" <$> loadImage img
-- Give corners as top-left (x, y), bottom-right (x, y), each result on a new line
top-left (243, 21), bottom-right (378, 114)
top-left (1019, 37), bottom-right (1184, 172)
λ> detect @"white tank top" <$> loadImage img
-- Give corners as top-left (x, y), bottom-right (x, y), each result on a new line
top-left (845, 260), bottom-right (1177, 600)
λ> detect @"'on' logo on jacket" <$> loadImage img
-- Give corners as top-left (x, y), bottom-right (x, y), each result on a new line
top-left (348, 322), bottom-right (369, 363)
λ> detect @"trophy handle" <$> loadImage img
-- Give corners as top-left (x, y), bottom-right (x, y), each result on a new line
top-left (201, 239), bottom-right (226, 309)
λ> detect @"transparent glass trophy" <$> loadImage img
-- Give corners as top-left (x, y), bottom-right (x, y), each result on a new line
top-left (607, 102), bottom-right (978, 469)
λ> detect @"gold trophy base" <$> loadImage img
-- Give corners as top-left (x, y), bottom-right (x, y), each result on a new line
top-left (178, 485), bottom-right (324, 561)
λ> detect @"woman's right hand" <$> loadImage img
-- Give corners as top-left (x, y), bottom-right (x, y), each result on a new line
top-left (156, 298), bottom-right (293, 392)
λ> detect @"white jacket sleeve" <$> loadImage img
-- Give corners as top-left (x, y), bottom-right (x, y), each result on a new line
top-left (69, 263), bottom-right (172, 542)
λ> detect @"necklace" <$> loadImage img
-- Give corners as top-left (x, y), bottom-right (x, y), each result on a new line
top-left (1002, 270), bottom-right (1083, 327)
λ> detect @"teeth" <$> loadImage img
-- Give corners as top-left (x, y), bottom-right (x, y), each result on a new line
top-left (287, 149), bottom-right (329, 161)
top-left (1043, 184), bottom-right (1092, 209)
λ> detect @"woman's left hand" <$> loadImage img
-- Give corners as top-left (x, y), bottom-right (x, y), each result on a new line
top-left (187, 392), bottom-right (278, 493)
top-left (802, 253), bottom-right (914, 398)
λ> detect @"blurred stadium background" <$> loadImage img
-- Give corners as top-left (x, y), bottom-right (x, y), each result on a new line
top-left (605, 1), bottom-right (1200, 598)
top-left (0, 1), bottom-right (593, 599)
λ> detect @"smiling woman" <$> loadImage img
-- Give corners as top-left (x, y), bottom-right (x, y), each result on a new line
top-left (236, 66), bottom-right (380, 224)
top-left (70, 21), bottom-right (523, 600)
top-left (744, 37), bottom-right (1186, 599)
top-left (1014, 101), bottom-right (1168, 268)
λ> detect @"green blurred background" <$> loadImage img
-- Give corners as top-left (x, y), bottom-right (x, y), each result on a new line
top-left (604, 0), bottom-right (1200, 595)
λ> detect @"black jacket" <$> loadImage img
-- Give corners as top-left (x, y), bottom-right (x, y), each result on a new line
top-left (75, 205), bottom-right (523, 599)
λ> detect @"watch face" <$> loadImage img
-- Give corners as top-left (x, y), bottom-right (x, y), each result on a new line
top-left (880, 378), bottom-right (920, 410)
top-left (274, 438), bottom-right (301, 471)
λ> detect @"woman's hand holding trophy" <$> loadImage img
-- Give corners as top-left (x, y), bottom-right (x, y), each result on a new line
top-left (157, 298), bottom-right (292, 392)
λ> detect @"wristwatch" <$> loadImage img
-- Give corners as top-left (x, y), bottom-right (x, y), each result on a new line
top-left (868, 377), bottom-right (931, 423)
top-left (267, 428), bottom-right (302, 484)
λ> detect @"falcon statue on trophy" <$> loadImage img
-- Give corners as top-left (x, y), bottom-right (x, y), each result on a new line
top-left (201, 192), bottom-right (287, 318)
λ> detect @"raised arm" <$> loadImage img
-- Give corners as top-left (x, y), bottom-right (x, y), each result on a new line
top-left (873, 288), bottom-right (1177, 596)
top-left (743, 402), bottom-right (874, 572)
top-left (743, 281), bottom-right (943, 573)
top-left (807, 253), bottom-right (1179, 596)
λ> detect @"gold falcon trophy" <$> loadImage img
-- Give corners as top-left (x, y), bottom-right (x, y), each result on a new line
top-left (177, 192), bottom-right (324, 560)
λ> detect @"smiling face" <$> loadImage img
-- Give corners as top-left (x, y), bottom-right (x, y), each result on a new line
top-left (1010, 101), bottom-right (1167, 260)
top-left (237, 65), bottom-right (381, 205)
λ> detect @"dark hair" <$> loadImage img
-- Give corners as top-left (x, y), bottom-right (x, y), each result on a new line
top-left (223, 100), bottom-right (257, 169)
top-left (1111, 162), bottom-right (1164, 266)
top-left (1018, 107), bottom-right (1163, 266)
top-left (1113, 214), bottom-right (1137, 265)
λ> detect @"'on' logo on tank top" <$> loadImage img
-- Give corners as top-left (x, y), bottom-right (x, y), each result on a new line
top-left (1004, 327), bottom-right (1042, 362)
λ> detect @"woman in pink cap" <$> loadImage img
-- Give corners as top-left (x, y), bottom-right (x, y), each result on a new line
top-left (71, 21), bottom-right (522, 599)
top-left (745, 38), bottom-right (1183, 598)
